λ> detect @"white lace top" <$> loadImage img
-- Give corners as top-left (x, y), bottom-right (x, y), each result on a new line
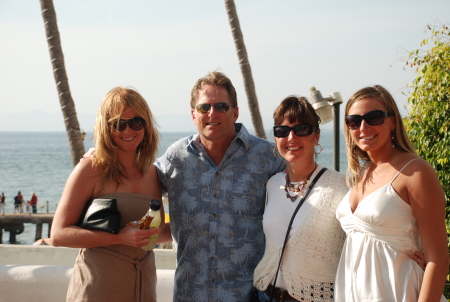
top-left (253, 168), bottom-right (348, 301)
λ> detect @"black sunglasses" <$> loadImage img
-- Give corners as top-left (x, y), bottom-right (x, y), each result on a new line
top-left (111, 117), bottom-right (146, 132)
top-left (345, 110), bottom-right (393, 130)
top-left (195, 102), bottom-right (230, 114)
top-left (273, 124), bottom-right (314, 138)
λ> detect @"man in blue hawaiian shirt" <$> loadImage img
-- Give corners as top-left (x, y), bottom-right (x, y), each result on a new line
top-left (156, 71), bottom-right (285, 301)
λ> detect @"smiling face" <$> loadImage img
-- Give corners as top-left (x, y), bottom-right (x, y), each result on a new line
top-left (191, 84), bottom-right (239, 144)
top-left (275, 117), bottom-right (319, 165)
top-left (111, 105), bottom-right (145, 153)
top-left (347, 97), bottom-right (395, 154)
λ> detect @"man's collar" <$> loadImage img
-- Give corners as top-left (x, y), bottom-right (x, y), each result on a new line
top-left (233, 123), bottom-right (251, 151)
top-left (189, 123), bottom-right (251, 152)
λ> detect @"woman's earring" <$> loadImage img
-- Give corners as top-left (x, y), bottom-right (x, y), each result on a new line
top-left (273, 147), bottom-right (281, 158)
top-left (391, 131), bottom-right (395, 148)
top-left (352, 142), bottom-right (357, 150)
top-left (314, 143), bottom-right (323, 155)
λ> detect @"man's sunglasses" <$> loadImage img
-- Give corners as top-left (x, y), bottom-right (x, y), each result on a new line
top-left (195, 102), bottom-right (230, 114)
top-left (111, 117), bottom-right (146, 132)
top-left (345, 110), bottom-right (393, 130)
top-left (273, 124), bottom-right (314, 138)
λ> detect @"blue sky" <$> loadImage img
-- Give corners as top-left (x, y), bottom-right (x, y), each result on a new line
top-left (1, 0), bottom-right (449, 132)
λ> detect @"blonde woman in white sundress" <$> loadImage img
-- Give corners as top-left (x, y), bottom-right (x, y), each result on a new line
top-left (335, 85), bottom-right (448, 301)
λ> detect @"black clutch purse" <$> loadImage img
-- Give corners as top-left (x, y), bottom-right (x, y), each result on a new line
top-left (77, 198), bottom-right (121, 234)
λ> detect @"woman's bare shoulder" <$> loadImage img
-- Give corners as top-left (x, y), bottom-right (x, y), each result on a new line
top-left (399, 154), bottom-right (435, 176)
top-left (68, 157), bottom-right (102, 188)
top-left (397, 154), bottom-right (442, 199)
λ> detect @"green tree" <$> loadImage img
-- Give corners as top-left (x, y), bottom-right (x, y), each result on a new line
top-left (40, 0), bottom-right (85, 166)
top-left (403, 24), bottom-right (450, 283)
top-left (224, 0), bottom-right (266, 139)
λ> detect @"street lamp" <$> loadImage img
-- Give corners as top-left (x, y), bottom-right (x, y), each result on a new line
top-left (309, 87), bottom-right (343, 172)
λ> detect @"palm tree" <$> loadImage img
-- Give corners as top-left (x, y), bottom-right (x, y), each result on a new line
top-left (40, 0), bottom-right (85, 166)
top-left (224, 0), bottom-right (266, 139)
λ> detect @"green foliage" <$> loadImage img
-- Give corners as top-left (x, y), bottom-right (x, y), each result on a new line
top-left (403, 24), bottom-right (450, 285)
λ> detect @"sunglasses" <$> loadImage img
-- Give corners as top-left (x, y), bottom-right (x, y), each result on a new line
top-left (195, 102), bottom-right (230, 114)
top-left (111, 117), bottom-right (146, 132)
top-left (273, 124), bottom-right (314, 138)
top-left (345, 110), bottom-right (393, 130)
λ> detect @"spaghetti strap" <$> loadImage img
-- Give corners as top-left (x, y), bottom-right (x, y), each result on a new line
top-left (390, 159), bottom-right (417, 184)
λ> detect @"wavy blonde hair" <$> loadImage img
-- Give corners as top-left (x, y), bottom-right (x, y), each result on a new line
top-left (93, 87), bottom-right (159, 193)
top-left (344, 85), bottom-right (415, 187)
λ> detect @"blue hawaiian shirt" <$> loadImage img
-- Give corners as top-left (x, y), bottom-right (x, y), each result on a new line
top-left (156, 123), bottom-right (285, 302)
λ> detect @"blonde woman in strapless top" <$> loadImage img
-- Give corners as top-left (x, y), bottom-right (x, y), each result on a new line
top-left (51, 87), bottom-right (171, 302)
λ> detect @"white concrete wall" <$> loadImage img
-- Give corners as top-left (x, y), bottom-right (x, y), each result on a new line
top-left (0, 265), bottom-right (73, 302)
top-left (0, 245), bottom-right (176, 302)
top-left (0, 244), bottom-right (177, 269)
top-left (0, 265), bottom-right (175, 302)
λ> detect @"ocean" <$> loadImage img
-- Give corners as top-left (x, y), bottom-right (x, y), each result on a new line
top-left (0, 129), bottom-right (347, 245)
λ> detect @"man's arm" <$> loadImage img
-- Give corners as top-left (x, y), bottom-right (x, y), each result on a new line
top-left (157, 222), bottom-right (172, 243)
top-left (410, 251), bottom-right (427, 270)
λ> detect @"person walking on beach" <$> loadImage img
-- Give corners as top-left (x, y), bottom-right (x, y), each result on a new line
top-left (29, 192), bottom-right (38, 214)
top-left (155, 70), bottom-right (285, 301)
top-left (13, 191), bottom-right (23, 214)
top-left (0, 192), bottom-right (5, 215)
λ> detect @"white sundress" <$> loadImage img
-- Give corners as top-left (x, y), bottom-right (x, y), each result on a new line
top-left (335, 160), bottom-right (447, 302)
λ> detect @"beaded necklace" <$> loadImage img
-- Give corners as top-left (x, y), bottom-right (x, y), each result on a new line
top-left (281, 163), bottom-right (317, 202)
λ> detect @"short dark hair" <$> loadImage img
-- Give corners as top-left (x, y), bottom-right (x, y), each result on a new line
top-left (273, 95), bottom-right (320, 134)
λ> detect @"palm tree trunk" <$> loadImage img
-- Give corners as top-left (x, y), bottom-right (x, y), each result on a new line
top-left (40, 0), bottom-right (85, 166)
top-left (224, 0), bottom-right (266, 139)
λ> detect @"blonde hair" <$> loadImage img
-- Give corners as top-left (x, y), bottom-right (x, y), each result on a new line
top-left (344, 85), bottom-right (415, 187)
top-left (92, 87), bottom-right (159, 193)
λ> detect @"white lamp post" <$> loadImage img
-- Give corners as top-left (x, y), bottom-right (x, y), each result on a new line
top-left (309, 87), bottom-right (343, 172)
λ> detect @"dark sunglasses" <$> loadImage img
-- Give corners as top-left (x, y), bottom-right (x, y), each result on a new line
top-left (111, 117), bottom-right (146, 132)
top-left (273, 124), bottom-right (314, 138)
top-left (345, 110), bottom-right (393, 130)
top-left (195, 102), bottom-right (230, 114)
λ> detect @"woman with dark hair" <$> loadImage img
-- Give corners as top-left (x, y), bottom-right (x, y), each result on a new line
top-left (253, 96), bottom-right (349, 301)
top-left (335, 85), bottom-right (448, 301)
top-left (51, 87), bottom-right (170, 302)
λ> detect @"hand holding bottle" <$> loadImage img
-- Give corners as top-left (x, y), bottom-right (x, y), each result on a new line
top-left (138, 199), bottom-right (161, 251)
